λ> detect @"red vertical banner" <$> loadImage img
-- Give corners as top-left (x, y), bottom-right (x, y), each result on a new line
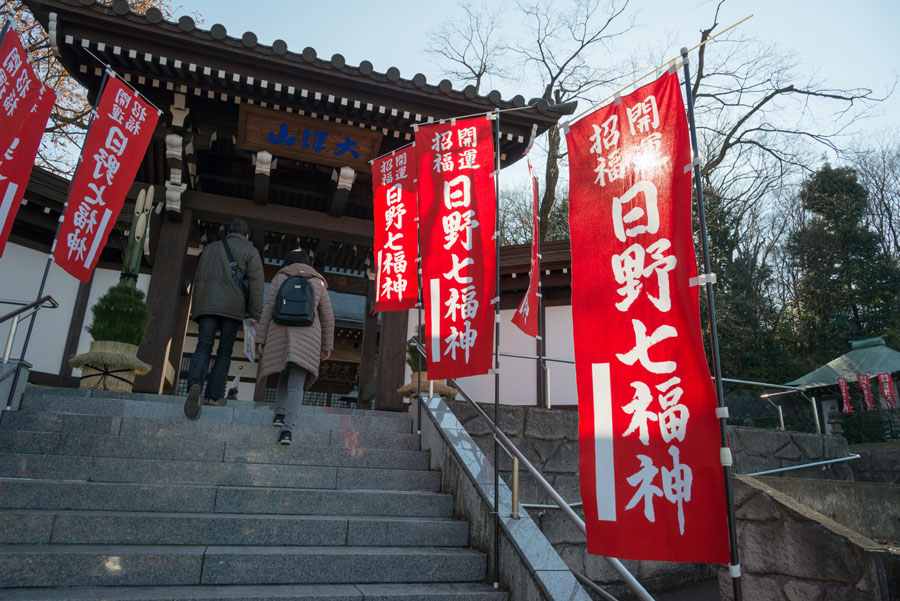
top-left (512, 158), bottom-right (540, 337)
top-left (877, 373), bottom-right (897, 409)
top-left (0, 27), bottom-right (43, 155)
top-left (53, 76), bottom-right (160, 282)
top-left (371, 146), bottom-right (418, 313)
top-left (415, 116), bottom-right (496, 379)
top-left (837, 377), bottom-right (853, 413)
top-left (857, 374), bottom-right (875, 410)
top-left (0, 83), bottom-right (55, 257)
top-left (565, 71), bottom-right (729, 563)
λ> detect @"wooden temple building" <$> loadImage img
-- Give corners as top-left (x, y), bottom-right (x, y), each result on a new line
top-left (11, 0), bottom-right (577, 410)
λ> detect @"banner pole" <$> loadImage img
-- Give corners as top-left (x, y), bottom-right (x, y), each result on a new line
top-left (679, 48), bottom-right (743, 600)
top-left (416, 205), bottom-right (423, 433)
top-left (0, 17), bottom-right (12, 47)
top-left (491, 107), bottom-right (502, 588)
top-left (9, 68), bottom-right (111, 405)
top-left (535, 182), bottom-right (546, 409)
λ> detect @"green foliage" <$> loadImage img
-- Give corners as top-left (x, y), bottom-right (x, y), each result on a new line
top-left (407, 324), bottom-right (428, 373)
top-left (87, 283), bottom-right (150, 346)
top-left (696, 187), bottom-right (803, 384)
top-left (787, 165), bottom-right (900, 369)
top-left (841, 409), bottom-right (900, 445)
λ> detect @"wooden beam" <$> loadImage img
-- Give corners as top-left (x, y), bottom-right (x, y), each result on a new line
top-left (376, 309), bottom-right (408, 412)
top-left (183, 190), bottom-right (373, 246)
top-left (59, 273), bottom-right (94, 378)
top-left (134, 208), bottom-right (193, 394)
top-left (328, 167), bottom-right (356, 217)
top-left (357, 279), bottom-right (377, 410)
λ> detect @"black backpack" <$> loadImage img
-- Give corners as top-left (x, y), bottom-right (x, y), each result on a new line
top-left (273, 276), bottom-right (315, 326)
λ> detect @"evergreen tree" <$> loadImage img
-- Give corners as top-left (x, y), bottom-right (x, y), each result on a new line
top-left (787, 165), bottom-right (900, 368)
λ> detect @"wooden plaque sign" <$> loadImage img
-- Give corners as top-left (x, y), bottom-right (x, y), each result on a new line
top-left (237, 104), bottom-right (383, 171)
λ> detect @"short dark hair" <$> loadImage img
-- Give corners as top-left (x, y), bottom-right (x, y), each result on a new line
top-left (228, 219), bottom-right (252, 236)
top-left (283, 249), bottom-right (312, 268)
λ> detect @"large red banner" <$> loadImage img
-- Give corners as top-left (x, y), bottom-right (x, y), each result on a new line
top-left (877, 373), bottom-right (897, 409)
top-left (415, 116), bottom-right (496, 379)
top-left (565, 71), bottom-right (729, 563)
top-left (0, 27), bottom-right (43, 157)
top-left (0, 83), bottom-right (55, 257)
top-left (857, 374), bottom-right (875, 410)
top-left (372, 146), bottom-right (418, 313)
top-left (837, 377), bottom-right (853, 413)
top-left (53, 76), bottom-right (159, 281)
top-left (512, 159), bottom-right (540, 337)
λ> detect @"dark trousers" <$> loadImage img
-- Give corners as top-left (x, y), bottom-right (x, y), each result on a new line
top-left (186, 316), bottom-right (241, 401)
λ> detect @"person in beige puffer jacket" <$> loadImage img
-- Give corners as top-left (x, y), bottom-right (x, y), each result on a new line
top-left (255, 250), bottom-right (334, 445)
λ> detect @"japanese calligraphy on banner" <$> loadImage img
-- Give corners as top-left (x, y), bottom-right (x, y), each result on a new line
top-left (0, 84), bottom-right (56, 257)
top-left (0, 27), bottom-right (42, 156)
top-left (565, 71), bottom-right (728, 563)
top-left (53, 76), bottom-right (159, 282)
top-left (837, 377), bottom-right (853, 413)
top-left (512, 159), bottom-right (540, 337)
top-left (372, 146), bottom-right (418, 313)
top-left (877, 373), bottom-right (897, 409)
top-left (857, 374), bottom-right (875, 410)
top-left (415, 116), bottom-right (496, 379)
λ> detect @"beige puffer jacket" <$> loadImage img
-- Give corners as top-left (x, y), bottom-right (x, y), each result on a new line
top-left (256, 263), bottom-right (334, 388)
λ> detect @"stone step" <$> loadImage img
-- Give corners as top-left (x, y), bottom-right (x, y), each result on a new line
top-left (0, 412), bottom-right (421, 451)
top-left (0, 453), bottom-right (441, 492)
top-left (24, 386), bottom-right (413, 423)
top-left (0, 545), bottom-right (487, 587)
top-left (0, 430), bottom-right (430, 470)
top-left (18, 394), bottom-right (412, 434)
top-left (0, 479), bottom-right (455, 517)
top-left (0, 582), bottom-right (508, 600)
top-left (0, 510), bottom-right (469, 547)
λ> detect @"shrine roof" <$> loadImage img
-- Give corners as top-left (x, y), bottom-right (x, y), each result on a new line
top-left (24, 0), bottom-right (573, 163)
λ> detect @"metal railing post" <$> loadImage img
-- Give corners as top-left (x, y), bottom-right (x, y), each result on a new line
top-left (511, 456), bottom-right (520, 520)
top-left (3, 318), bottom-right (19, 364)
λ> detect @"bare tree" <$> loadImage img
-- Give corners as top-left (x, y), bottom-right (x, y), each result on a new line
top-left (1, 0), bottom-right (188, 175)
top-left (512, 0), bottom-right (634, 240)
top-left (425, 1), bottom-right (508, 94)
top-left (850, 132), bottom-right (900, 260)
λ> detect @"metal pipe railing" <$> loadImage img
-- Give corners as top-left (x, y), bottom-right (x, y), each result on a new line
top-left (747, 454), bottom-right (861, 477)
top-left (2, 297), bottom-right (59, 365)
top-left (413, 338), bottom-right (654, 601)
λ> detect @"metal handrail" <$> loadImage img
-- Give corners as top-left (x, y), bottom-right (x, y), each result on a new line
top-left (412, 338), bottom-right (654, 601)
top-left (747, 454), bottom-right (861, 477)
top-left (0, 296), bottom-right (58, 325)
top-left (3, 296), bottom-right (59, 365)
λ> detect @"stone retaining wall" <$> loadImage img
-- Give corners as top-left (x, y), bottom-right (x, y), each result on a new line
top-left (849, 448), bottom-right (900, 484)
top-left (445, 401), bottom-right (854, 597)
top-left (719, 475), bottom-right (899, 600)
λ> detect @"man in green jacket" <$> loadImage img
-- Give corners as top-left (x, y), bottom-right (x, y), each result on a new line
top-left (184, 219), bottom-right (264, 418)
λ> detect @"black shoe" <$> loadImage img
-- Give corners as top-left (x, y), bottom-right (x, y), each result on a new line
top-left (273, 414), bottom-right (285, 427)
top-left (278, 430), bottom-right (292, 446)
top-left (184, 384), bottom-right (201, 419)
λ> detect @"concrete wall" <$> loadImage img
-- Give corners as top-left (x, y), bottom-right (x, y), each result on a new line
top-left (405, 304), bottom-right (577, 407)
top-left (759, 476), bottom-right (900, 543)
top-left (728, 426), bottom-right (852, 479)
top-left (719, 475), bottom-right (899, 601)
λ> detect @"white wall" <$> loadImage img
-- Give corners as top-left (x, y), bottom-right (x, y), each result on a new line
top-left (1, 243), bottom-right (79, 374)
top-left (404, 303), bottom-right (578, 407)
top-left (0, 242), bottom-right (151, 376)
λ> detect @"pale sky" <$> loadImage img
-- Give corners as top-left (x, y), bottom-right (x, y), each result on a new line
top-left (186, 0), bottom-right (899, 184)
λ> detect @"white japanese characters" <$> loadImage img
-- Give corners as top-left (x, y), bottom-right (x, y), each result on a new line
top-left (586, 96), bottom-right (694, 535)
top-left (376, 150), bottom-right (415, 304)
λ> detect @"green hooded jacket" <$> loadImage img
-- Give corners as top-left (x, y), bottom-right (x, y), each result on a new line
top-left (190, 233), bottom-right (264, 322)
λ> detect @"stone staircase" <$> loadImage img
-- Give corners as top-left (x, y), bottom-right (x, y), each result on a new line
top-left (0, 386), bottom-right (507, 600)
